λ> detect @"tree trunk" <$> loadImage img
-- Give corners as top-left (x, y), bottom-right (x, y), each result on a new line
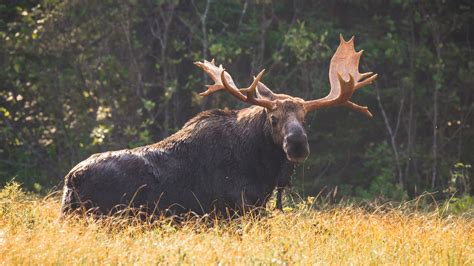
top-left (374, 82), bottom-right (404, 189)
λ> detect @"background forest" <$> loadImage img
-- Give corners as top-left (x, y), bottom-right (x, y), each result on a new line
top-left (1, 0), bottom-right (473, 202)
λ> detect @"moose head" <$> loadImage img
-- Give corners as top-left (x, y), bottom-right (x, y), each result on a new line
top-left (195, 35), bottom-right (378, 164)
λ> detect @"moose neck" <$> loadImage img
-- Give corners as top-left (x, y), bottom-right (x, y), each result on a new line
top-left (235, 106), bottom-right (295, 201)
top-left (235, 106), bottom-right (288, 166)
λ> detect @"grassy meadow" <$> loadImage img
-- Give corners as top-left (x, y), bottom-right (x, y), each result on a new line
top-left (0, 182), bottom-right (473, 265)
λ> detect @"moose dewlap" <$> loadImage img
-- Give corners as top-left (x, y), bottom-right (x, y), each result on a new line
top-left (61, 35), bottom-right (377, 217)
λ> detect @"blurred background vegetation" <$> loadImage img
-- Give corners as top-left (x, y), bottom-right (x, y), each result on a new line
top-left (0, 0), bottom-right (472, 202)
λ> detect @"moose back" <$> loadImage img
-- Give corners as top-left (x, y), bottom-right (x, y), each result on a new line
top-left (61, 35), bottom-right (377, 216)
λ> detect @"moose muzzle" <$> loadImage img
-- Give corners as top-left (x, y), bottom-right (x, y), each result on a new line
top-left (283, 121), bottom-right (310, 163)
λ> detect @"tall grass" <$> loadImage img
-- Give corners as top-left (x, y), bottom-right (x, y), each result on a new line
top-left (1, 181), bottom-right (473, 265)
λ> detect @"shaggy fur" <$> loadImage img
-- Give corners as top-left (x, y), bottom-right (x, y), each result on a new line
top-left (61, 106), bottom-right (295, 216)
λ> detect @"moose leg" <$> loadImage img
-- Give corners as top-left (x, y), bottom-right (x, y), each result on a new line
top-left (276, 187), bottom-right (284, 211)
top-left (275, 162), bottom-right (295, 211)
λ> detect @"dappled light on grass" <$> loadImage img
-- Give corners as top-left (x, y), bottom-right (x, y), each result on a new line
top-left (0, 183), bottom-right (473, 264)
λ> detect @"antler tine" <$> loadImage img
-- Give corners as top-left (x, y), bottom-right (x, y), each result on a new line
top-left (359, 71), bottom-right (373, 81)
top-left (355, 73), bottom-right (378, 90)
top-left (220, 70), bottom-right (247, 101)
top-left (240, 69), bottom-right (264, 95)
top-left (343, 101), bottom-right (373, 117)
top-left (304, 35), bottom-right (378, 117)
top-left (242, 69), bottom-right (274, 109)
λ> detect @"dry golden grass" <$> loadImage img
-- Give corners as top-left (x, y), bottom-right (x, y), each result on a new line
top-left (0, 182), bottom-right (473, 265)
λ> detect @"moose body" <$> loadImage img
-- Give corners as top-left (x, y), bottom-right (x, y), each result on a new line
top-left (62, 107), bottom-right (294, 215)
top-left (61, 35), bottom-right (377, 217)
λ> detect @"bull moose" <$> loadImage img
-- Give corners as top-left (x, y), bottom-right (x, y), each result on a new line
top-left (61, 35), bottom-right (377, 217)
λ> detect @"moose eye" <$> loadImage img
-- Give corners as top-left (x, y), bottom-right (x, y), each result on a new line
top-left (271, 116), bottom-right (278, 126)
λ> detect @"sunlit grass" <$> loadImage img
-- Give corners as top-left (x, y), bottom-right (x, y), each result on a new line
top-left (0, 182), bottom-right (473, 265)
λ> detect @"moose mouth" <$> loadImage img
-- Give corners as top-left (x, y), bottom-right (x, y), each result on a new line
top-left (287, 155), bottom-right (308, 164)
top-left (283, 141), bottom-right (310, 164)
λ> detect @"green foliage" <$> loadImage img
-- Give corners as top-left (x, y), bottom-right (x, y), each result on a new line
top-left (441, 195), bottom-right (474, 216)
top-left (445, 162), bottom-right (471, 195)
top-left (284, 21), bottom-right (319, 63)
top-left (354, 143), bottom-right (406, 201)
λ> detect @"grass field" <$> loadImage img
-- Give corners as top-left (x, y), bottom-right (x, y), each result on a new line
top-left (0, 182), bottom-right (473, 265)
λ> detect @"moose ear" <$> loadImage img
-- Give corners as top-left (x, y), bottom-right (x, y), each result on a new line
top-left (256, 82), bottom-right (275, 101)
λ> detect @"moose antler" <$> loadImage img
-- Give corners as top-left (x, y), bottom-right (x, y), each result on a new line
top-left (194, 59), bottom-right (275, 109)
top-left (304, 35), bottom-right (378, 117)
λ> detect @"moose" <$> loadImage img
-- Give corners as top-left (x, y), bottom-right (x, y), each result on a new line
top-left (61, 35), bottom-right (377, 217)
